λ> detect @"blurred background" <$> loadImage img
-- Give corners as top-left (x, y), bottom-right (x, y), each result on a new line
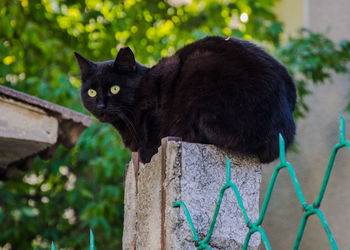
top-left (0, 0), bottom-right (350, 249)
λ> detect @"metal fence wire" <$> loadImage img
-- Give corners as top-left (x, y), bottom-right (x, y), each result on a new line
top-left (51, 229), bottom-right (95, 250)
top-left (173, 115), bottom-right (350, 250)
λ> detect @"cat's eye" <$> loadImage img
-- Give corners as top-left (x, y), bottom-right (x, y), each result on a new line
top-left (110, 85), bottom-right (120, 95)
top-left (88, 89), bottom-right (97, 97)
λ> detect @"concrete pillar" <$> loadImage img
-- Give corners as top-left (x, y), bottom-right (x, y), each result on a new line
top-left (123, 138), bottom-right (262, 249)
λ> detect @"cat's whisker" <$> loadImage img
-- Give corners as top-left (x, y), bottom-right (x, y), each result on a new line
top-left (108, 106), bottom-right (140, 145)
top-left (119, 112), bottom-right (140, 144)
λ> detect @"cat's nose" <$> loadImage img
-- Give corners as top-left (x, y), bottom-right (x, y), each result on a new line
top-left (97, 103), bottom-right (106, 109)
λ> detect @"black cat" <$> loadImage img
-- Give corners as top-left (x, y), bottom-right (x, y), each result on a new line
top-left (75, 36), bottom-right (296, 164)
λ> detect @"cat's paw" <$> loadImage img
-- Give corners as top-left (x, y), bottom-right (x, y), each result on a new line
top-left (138, 147), bottom-right (157, 164)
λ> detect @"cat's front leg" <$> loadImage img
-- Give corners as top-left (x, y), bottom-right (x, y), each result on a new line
top-left (137, 110), bottom-right (161, 163)
top-left (112, 123), bottom-right (139, 151)
top-left (122, 136), bottom-right (139, 152)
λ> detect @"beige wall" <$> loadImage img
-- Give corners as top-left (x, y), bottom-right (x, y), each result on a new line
top-left (275, 0), bottom-right (304, 38)
top-left (261, 0), bottom-right (350, 249)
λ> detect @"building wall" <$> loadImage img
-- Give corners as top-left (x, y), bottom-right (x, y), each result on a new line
top-left (275, 0), bottom-right (304, 38)
top-left (261, 0), bottom-right (350, 249)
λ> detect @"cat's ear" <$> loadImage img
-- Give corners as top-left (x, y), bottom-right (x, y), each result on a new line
top-left (114, 47), bottom-right (136, 72)
top-left (74, 52), bottom-right (96, 78)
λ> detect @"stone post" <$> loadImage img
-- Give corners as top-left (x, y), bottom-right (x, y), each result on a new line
top-left (123, 138), bottom-right (262, 250)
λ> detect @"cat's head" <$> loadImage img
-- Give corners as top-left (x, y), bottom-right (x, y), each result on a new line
top-left (75, 47), bottom-right (148, 123)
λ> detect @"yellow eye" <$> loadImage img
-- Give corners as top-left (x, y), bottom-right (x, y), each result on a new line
top-left (88, 89), bottom-right (97, 97)
top-left (110, 85), bottom-right (120, 95)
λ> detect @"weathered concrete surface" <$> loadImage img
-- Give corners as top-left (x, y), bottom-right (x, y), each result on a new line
top-left (136, 147), bottom-right (163, 249)
top-left (122, 154), bottom-right (138, 250)
top-left (123, 145), bottom-right (164, 250)
top-left (0, 96), bottom-right (58, 166)
top-left (0, 85), bottom-right (92, 127)
top-left (0, 85), bottom-right (92, 179)
top-left (123, 139), bottom-right (262, 249)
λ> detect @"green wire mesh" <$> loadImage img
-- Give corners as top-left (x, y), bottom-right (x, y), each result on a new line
top-left (51, 229), bottom-right (95, 250)
top-left (90, 229), bottom-right (95, 250)
top-left (173, 115), bottom-right (350, 250)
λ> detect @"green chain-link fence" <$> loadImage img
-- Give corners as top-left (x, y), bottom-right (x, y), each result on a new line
top-left (173, 115), bottom-right (349, 250)
top-left (51, 229), bottom-right (95, 250)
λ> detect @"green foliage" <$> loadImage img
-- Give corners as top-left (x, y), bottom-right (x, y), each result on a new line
top-left (0, 0), bottom-right (349, 249)
top-left (276, 29), bottom-right (350, 118)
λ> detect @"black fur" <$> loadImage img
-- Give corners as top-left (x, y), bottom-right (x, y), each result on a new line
top-left (75, 36), bottom-right (296, 163)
